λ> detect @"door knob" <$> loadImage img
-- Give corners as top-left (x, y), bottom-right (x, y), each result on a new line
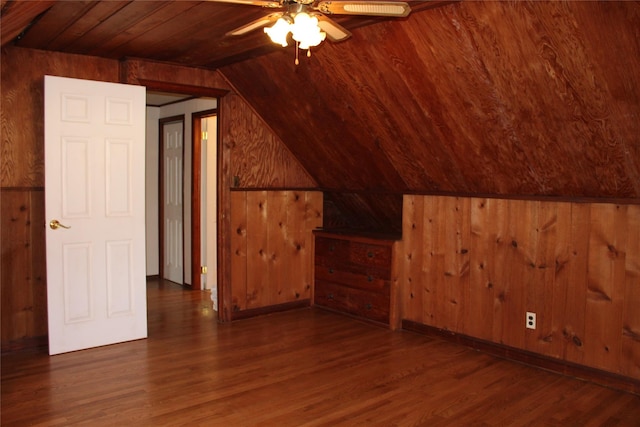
top-left (49, 219), bottom-right (71, 230)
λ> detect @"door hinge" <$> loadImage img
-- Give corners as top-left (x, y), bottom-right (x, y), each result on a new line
top-left (201, 266), bottom-right (207, 274)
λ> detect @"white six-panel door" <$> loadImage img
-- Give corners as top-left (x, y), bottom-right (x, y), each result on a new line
top-left (44, 75), bottom-right (147, 355)
top-left (163, 120), bottom-right (184, 284)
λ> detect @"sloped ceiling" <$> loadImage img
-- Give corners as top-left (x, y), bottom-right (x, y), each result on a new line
top-left (218, 1), bottom-right (639, 231)
top-left (220, 1), bottom-right (639, 197)
top-left (2, 0), bottom-right (639, 232)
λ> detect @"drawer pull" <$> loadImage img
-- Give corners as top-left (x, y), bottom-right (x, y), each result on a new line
top-left (330, 245), bottom-right (335, 252)
top-left (367, 275), bottom-right (373, 282)
top-left (328, 293), bottom-right (334, 300)
top-left (367, 251), bottom-right (374, 258)
top-left (328, 268), bottom-right (334, 274)
top-left (365, 303), bottom-right (373, 310)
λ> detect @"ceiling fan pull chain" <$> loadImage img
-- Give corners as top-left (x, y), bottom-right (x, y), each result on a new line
top-left (295, 41), bottom-right (300, 65)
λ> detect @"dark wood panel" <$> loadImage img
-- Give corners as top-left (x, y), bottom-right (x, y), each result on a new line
top-left (315, 239), bottom-right (392, 280)
top-left (313, 231), bottom-right (396, 325)
top-left (315, 265), bottom-right (389, 293)
top-left (322, 192), bottom-right (403, 234)
top-left (314, 279), bottom-right (390, 324)
top-left (0, 189), bottom-right (47, 347)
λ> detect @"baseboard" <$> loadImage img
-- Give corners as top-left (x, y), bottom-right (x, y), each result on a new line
top-left (1, 335), bottom-right (48, 354)
top-left (402, 319), bottom-right (640, 396)
top-left (231, 299), bottom-right (311, 321)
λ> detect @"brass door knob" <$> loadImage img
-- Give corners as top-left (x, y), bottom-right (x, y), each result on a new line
top-left (49, 219), bottom-right (71, 230)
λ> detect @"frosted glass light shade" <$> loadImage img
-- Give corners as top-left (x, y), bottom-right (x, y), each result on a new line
top-left (291, 13), bottom-right (326, 50)
top-left (264, 17), bottom-right (292, 47)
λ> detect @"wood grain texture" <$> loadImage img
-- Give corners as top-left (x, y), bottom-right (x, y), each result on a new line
top-left (1, 47), bottom-right (119, 188)
top-left (622, 204), bottom-right (640, 378)
top-left (219, 1), bottom-right (640, 230)
top-left (3, 1), bottom-right (639, 232)
top-left (313, 231), bottom-right (398, 326)
top-left (120, 59), bottom-right (315, 321)
top-left (1, 48), bottom-right (315, 340)
top-left (2, 279), bottom-right (639, 426)
top-left (401, 195), bottom-right (640, 380)
top-left (231, 190), bottom-right (322, 316)
top-left (0, 189), bottom-right (47, 345)
top-left (230, 190), bottom-right (248, 312)
top-left (246, 190), bottom-right (270, 307)
top-left (584, 204), bottom-right (627, 372)
top-left (0, 0), bottom-right (55, 46)
top-left (561, 202), bottom-right (591, 365)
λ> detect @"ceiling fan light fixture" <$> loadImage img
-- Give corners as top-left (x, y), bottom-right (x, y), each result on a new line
top-left (291, 12), bottom-right (326, 49)
top-left (264, 16), bottom-right (293, 46)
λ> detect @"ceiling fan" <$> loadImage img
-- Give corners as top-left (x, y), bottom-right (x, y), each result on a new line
top-left (208, 0), bottom-right (411, 57)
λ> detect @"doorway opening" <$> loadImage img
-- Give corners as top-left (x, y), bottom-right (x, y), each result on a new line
top-left (191, 111), bottom-right (218, 301)
top-left (146, 92), bottom-right (219, 296)
top-left (143, 82), bottom-right (228, 322)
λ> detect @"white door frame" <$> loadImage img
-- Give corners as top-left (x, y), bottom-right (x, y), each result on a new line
top-left (191, 109), bottom-right (218, 291)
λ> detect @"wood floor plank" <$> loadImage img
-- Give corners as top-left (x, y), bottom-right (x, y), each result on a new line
top-left (2, 279), bottom-right (639, 426)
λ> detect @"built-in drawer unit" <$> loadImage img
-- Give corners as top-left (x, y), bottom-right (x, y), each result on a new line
top-left (313, 230), bottom-right (400, 327)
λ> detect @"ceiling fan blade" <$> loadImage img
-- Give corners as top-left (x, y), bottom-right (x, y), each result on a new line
top-left (316, 1), bottom-right (411, 17)
top-left (316, 15), bottom-right (352, 42)
top-left (204, 0), bottom-right (283, 7)
top-left (226, 12), bottom-right (283, 36)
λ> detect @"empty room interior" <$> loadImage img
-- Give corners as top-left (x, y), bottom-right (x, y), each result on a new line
top-left (1, 0), bottom-right (639, 425)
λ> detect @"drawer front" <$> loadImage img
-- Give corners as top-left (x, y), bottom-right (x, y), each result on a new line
top-left (315, 236), bottom-right (348, 255)
top-left (314, 265), bottom-right (389, 293)
top-left (314, 280), bottom-right (390, 324)
top-left (315, 237), bottom-right (392, 280)
top-left (348, 241), bottom-right (392, 269)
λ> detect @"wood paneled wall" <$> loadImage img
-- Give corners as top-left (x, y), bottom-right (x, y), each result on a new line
top-left (0, 190), bottom-right (47, 347)
top-left (1, 46), bottom-right (315, 347)
top-left (1, 47), bottom-right (121, 349)
top-left (230, 190), bottom-right (322, 314)
top-left (401, 195), bottom-right (640, 380)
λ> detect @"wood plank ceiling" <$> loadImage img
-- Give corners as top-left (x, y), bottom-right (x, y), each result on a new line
top-left (2, 0), bottom-right (639, 232)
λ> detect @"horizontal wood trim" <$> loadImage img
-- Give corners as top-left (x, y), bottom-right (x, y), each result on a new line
top-left (231, 300), bottom-right (310, 321)
top-left (1, 335), bottom-right (47, 354)
top-left (313, 229), bottom-right (401, 244)
top-left (317, 188), bottom-right (640, 206)
top-left (402, 319), bottom-right (640, 396)
top-left (135, 78), bottom-right (229, 98)
top-left (230, 187), bottom-right (319, 192)
top-left (313, 305), bottom-right (390, 328)
top-left (1, 187), bottom-right (45, 191)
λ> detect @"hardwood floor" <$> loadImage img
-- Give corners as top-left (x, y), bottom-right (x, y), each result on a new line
top-left (2, 279), bottom-right (639, 426)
